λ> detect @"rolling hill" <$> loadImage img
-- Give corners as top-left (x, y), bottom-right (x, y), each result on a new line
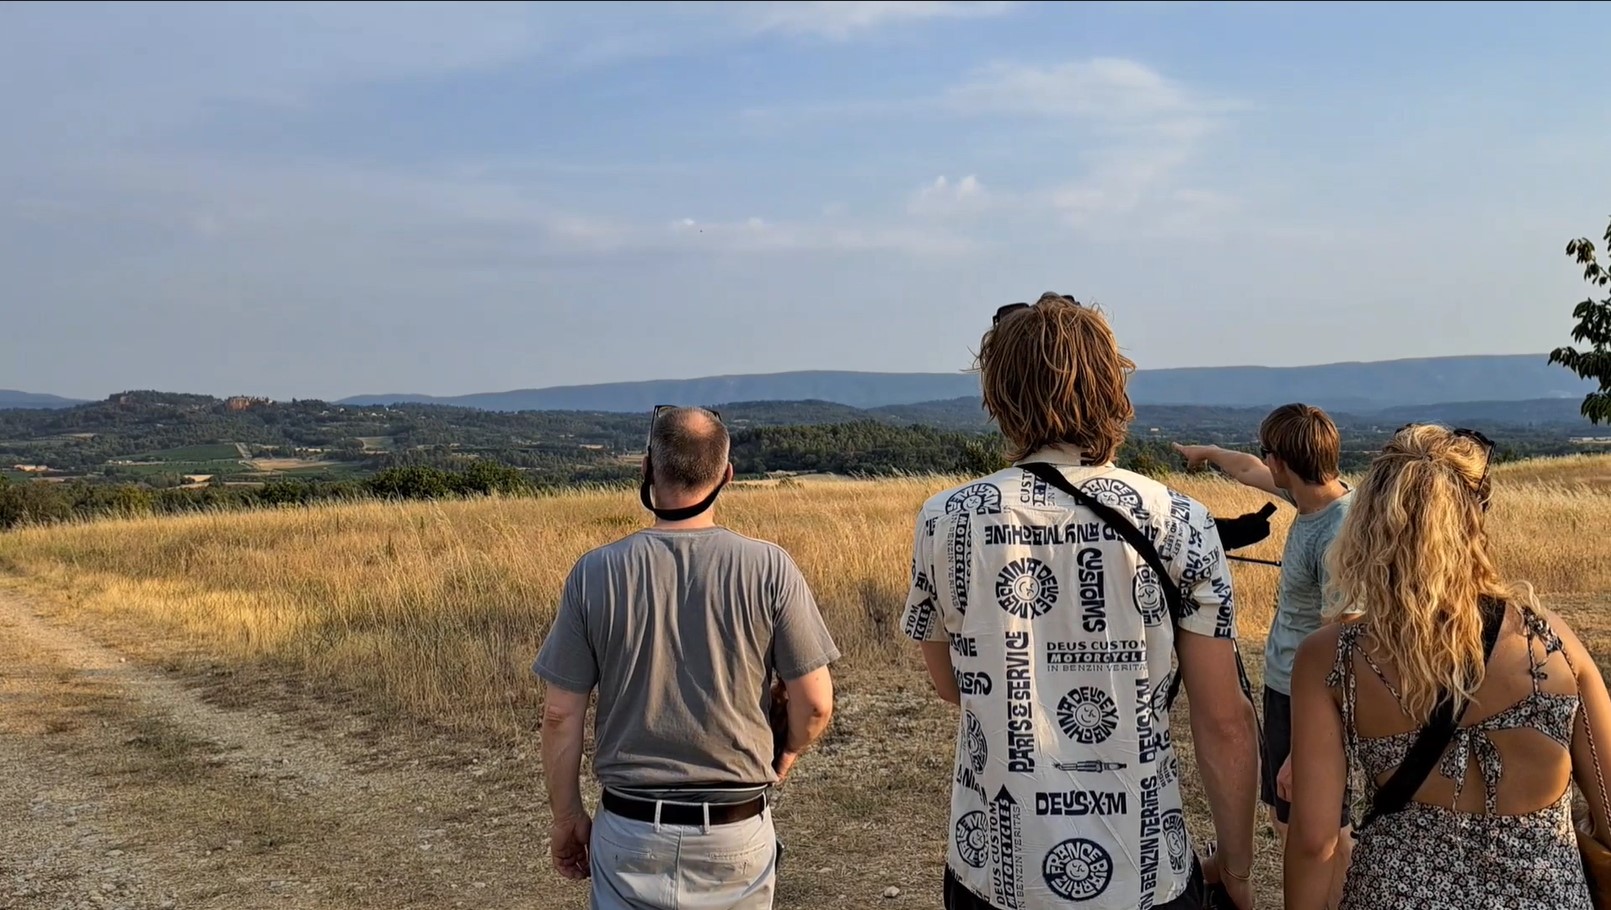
top-left (340, 354), bottom-right (1594, 413)
top-left (0, 390), bottom-right (85, 410)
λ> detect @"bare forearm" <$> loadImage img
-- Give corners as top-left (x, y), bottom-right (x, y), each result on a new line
top-left (1205, 446), bottom-right (1272, 486)
top-left (542, 714), bottom-right (587, 820)
top-left (1192, 703), bottom-right (1258, 872)
top-left (920, 641), bottom-right (960, 704)
top-left (785, 700), bottom-right (832, 753)
top-left (1284, 839), bottom-right (1339, 909)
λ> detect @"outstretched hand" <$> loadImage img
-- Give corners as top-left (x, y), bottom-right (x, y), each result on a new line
top-left (1173, 442), bottom-right (1218, 471)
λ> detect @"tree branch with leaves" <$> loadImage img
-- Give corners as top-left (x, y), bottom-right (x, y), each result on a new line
top-left (1549, 216), bottom-right (1611, 425)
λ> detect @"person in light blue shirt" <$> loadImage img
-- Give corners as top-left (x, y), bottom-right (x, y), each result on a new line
top-left (1174, 403), bottom-right (1354, 906)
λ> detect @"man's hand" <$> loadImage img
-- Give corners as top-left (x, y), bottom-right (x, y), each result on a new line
top-left (1276, 755), bottom-right (1293, 803)
top-left (1173, 442), bottom-right (1218, 471)
top-left (550, 814), bottom-right (593, 880)
top-left (1204, 846), bottom-right (1256, 909)
top-left (774, 749), bottom-right (800, 784)
top-left (1172, 442), bottom-right (1281, 496)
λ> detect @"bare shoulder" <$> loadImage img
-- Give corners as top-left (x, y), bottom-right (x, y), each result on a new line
top-left (1294, 622), bottom-right (1347, 679)
top-left (1537, 605), bottom-right (1599, 673)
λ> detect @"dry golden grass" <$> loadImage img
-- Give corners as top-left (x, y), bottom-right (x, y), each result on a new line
top-left (2, 454), bottom-right (1610, 907)
top-left (1, 455), bottom-right (1607, 744)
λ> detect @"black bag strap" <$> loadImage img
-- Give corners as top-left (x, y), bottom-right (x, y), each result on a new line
top-left (1357, 596), bottom-right (1506, 830)
top-left (1018, 462), bottom-right (1252, 711)
top-left (1019, 463), bottom-right (1185, 622)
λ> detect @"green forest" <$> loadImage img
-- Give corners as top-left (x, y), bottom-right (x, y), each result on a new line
top-left (1, 390), bottom-right (1603, 529)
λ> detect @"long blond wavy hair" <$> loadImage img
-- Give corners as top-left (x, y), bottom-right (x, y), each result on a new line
top-left (1323, 423), bottom-right (1531, 724)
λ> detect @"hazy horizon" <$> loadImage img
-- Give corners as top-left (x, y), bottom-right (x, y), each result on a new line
top-left (5, 2), bottom-right (1609, 401)
top-left (2, 350), bottom-right (1580, 405)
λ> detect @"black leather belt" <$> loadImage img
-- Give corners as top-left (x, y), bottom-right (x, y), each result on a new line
top-left (602, 789), bottom-right (767, 826)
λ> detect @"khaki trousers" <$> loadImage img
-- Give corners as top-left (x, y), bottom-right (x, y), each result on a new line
top-left (589, 802), bottom-right (778, 910)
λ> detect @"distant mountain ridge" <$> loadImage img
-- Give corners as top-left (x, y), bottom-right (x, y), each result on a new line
top-left (713, 396), bottom-right (1599, 433)
top-left (340, 354), bottom-right (1593, 413)
top-left (0, 390), bottom-right (86, 410)
top-left (6, 354), bottom-right (1596, 415)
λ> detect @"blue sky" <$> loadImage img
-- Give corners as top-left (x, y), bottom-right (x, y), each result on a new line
top-left (4, 1), bottom-right (1609, 400)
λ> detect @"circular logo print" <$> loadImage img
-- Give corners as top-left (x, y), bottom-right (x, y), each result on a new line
top-left (1043, 838), bottom-right (1114, 902)
top-left (1083, 477), bottom-right (1143, 512)
top-left (946, 482), bottom-right (1003, 515)
top-left (996, 558), bottom-right (1059, 619)
top-left (1134, 566), bottom-right (1167, 626)
top-left (964, 710), bottom-right (988, 774)
top-left (954, 811), bottom-right (988, 869)
top-left (1056, 687), bottom-right (1119, 745)
top-left (1163, 810), bottom-right (1188, 874)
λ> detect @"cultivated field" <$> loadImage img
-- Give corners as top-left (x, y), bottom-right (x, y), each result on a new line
top-left (0, 454), bottom-right (1608, 909)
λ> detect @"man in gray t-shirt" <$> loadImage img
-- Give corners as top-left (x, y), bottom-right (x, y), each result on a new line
top-left (1174, 402), bottom-right (1355, 905)
top-left (535, 406), bottom-right (839, 910)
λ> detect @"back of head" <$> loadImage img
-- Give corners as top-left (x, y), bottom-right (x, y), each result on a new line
top-left (649, 407), bottom-right (730, 496)
top-left (1324, 423), bottom-right (1509, 724)
top-left (1259, 403), bottom-right (1340, 486)
top-left (976, 292), bottom-right (1135, 464)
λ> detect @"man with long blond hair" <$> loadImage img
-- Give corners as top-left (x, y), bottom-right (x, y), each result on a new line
top-left (901, 293), bottom-right (1259, 910)
top-left (1284, 423), bottom-right (1611, 909)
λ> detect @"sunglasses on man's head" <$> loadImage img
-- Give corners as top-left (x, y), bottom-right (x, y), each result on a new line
top-left (647, 404), bottom-right (723, 449)
top-left (993, 294), bottom-right (1082, 326)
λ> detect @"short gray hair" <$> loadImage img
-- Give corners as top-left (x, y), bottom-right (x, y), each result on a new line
top-left (649, 407), bottom-right (730, 493)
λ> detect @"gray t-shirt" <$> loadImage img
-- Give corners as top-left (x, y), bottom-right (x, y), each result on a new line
top-left (1263, 487), bottom-right (1353, 695)
top-left (533, 526), bottom-right (840, 795)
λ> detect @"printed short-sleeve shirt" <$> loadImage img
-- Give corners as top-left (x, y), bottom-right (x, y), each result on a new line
top-left (900, 448), bottom-right (1237, 910)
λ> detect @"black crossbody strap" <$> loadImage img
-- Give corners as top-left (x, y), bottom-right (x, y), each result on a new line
top-left (1019, 463), bottom-right (1184, 623)
top-left (1358, 597), bottom-right (1505, 830)
top-left (1019, 463), bottom-right (1237, 711)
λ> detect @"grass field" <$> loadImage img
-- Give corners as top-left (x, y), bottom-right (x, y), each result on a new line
top-left (1, 453), bottom-right (1608, 908)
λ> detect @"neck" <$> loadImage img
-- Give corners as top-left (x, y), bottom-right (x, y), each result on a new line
top-left (645, 483), bottom-right (721, 530)
top-left (652, 512), bottom-right (718, 531)
top-left (1288, 478), bottom-right (1348, 514)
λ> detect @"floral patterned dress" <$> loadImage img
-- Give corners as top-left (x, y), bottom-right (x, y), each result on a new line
top-left (1330, 604), bottom-right (1594, 909)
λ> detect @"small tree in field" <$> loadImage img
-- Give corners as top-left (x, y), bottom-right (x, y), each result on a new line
top-left (1549, 216), bottom-right (1611, 424)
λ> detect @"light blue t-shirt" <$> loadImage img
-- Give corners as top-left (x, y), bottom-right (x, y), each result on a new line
top-left (1262, 486), bottom-right (1353, 695)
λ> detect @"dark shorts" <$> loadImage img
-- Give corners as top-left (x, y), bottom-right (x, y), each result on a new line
top-left (944, 861), bottom-right (1206, 910)
top-left (1261, 685), bottom-right (1352, 828)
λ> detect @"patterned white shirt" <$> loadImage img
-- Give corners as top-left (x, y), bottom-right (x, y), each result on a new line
top-left (900, 447), bottom-right (1238, 910)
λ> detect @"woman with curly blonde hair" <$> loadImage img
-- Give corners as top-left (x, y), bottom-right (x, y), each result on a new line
top-left (1284, 423), bottom-right (1611, 909)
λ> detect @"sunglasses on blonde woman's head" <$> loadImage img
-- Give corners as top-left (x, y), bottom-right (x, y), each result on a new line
top-left (1394, 423), bottom-right (1496, 511)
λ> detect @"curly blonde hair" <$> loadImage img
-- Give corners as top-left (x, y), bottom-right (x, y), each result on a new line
top-left (975, 293), bottom-right (1136, 464)
top-left (1323, 423), bottom-right (1526, 723)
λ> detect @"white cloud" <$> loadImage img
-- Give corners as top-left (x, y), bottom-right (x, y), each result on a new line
top-left (736, 1), bottom-right (1016, 39)
top-left (947, 57), bottom-right (1234, 128)
top-left (945, 58), bottom-right (1245, 227)
top-left (909, 174), bottom-right (991, 215)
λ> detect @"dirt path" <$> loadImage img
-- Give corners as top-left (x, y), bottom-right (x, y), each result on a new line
top-left (0, 587), bottom-right (956, 910)
top-left (0, 589), bottom-right (573, 910)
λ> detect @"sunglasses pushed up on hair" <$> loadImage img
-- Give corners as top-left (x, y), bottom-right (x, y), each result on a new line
top-left (993, 294), bottom-right (1083, 326)
top-left (1394, 423), bottom-right (1497, 511)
